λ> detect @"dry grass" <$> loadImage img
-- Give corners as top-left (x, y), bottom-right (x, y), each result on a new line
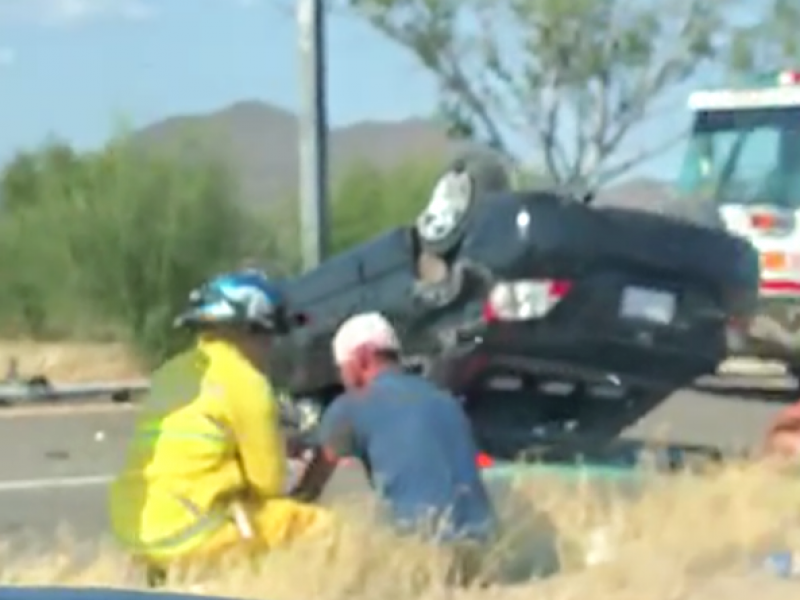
top-left (0, 341), bottom-right (143, 382)
top-left (3, 461), bottom-right (800, 598)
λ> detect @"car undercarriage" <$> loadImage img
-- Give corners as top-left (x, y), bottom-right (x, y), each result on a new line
top-left (274, 158), bottom-right (761, 463)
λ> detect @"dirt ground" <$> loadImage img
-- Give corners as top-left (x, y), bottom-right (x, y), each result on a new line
top-left (0, 340), bottom-right (143, 382)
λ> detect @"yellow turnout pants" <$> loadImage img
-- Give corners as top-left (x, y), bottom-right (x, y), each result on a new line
top-left (139, 498), bottom-right (333, 569)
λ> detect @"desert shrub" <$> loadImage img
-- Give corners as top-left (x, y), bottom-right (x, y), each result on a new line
top-left (0, 136), bottom-right (282, 363)
top-left (273, 157), bottom-right (446, 259)
top-left (329, 158), bottom-right (445, 253)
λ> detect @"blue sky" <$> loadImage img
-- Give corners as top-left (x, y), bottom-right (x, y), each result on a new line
top-left (0, 0), bottom-right (686, 178)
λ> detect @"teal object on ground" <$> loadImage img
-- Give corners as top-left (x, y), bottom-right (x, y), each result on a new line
top-left (478, 461), bottom-right (646, 582)
top-left (483, 461), bottom-right (646, 483)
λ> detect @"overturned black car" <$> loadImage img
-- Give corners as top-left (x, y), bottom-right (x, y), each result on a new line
top-left (271, 161), bottom-right (760, 456)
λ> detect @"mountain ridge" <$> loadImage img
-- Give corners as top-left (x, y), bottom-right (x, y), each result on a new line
top-left (131, 99), bottom-right (672, 206)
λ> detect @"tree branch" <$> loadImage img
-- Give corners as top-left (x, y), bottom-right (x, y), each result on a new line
top-left (364, 6), bottom-right (512, 158)
top-left (438, 47), bottom-right (511, 156)
top-left (581, 6), bottom-right (618, 187)
top-left (597, 128), bottom-right (688, 186)
top-left (344, 0), bottom-right (730, 187)
top-left (536, 70), bottom-right (569, 182)
top-left (597, 1), bottom-right (702, 166)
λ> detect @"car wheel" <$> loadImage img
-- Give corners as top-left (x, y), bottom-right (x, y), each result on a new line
top-left (786, 365), bottom-right (800, 391)
top-left (415, 154), bottom-right (511, 257)
top-left (416, 164), bottom-right (475, 256)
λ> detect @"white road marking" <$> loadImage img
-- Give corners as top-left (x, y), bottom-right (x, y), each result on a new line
top-left (0, 474), bottom-right (112, 492)
top-left (0, 404), bottom-right (134, 418)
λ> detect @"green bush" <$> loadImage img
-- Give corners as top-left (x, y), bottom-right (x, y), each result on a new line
top-left (0, 137), bottom-right (280, 364)
top-left (330, 159), bottom-right (444, 253)
top-left (256, 157), bottom-right (448, 260)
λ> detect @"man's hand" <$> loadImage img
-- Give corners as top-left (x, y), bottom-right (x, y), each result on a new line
top-left (289, 447), bottom-right (338, 503)
top-left (766, 430), bottom-right (800, 459)
top-left (763, 402), bottom-right (800, 458)
top-left (288, 394), bottom-right (358, 502)
top-left (285, 431), bottom-right (314, 459)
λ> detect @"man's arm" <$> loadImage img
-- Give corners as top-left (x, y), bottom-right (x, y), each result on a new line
top-left (291, 397), bottom-right (358, 502)
top-left (763, 401), bottom-right (800, 456)
top-left (227, 378), bottom-right (287, 498)
top-left (769, 402), bottom-right (800, 433)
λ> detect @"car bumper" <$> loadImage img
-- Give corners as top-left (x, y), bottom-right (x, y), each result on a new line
top-left (437, 320), bottom-right (725, 393)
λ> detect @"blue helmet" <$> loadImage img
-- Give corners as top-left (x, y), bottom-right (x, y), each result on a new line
top-left (175, 269), bottom-right (291, 334)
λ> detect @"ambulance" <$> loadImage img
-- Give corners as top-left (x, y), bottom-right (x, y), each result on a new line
top-left (681, 70), bottom-right (800, 375)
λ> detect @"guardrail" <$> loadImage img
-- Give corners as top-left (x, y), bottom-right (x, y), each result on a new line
top-left (0, 356), bottom-right (149, 405)
top-left (0, 379), bottom-right (150, 405)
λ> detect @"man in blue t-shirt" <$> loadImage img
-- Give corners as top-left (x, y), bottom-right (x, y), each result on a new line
top-left (292, 312), bottom-right (496, 549)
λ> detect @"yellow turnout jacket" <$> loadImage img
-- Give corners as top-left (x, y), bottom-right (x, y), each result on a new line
top-left (109, 337), bottom-right (287, 555)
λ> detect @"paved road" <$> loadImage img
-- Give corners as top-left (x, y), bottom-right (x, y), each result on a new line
top-left (0, 381), bottom-right (792, 551)
top-left (0, 405), bottom-right (377, 552)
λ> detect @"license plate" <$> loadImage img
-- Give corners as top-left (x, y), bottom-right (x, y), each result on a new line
top-left (761, 251), bottom-right (788, 271)
top-left (620, 287), bottom-right (676, 324)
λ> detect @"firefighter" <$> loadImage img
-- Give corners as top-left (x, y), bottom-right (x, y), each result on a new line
top-left (109, 270), bottom-right (332, 576)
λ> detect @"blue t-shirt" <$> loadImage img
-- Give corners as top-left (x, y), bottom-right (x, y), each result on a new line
top-left (318, 370), bottom-right (496, 542)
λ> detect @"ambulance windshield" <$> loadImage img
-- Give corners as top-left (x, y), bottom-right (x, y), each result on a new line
top-left (678, 106), bottom-right (800, 209)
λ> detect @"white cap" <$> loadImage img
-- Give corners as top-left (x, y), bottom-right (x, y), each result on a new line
top-left (332, 312), bottom-right (401, 365)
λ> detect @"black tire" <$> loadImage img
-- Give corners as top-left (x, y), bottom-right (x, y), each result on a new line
top-left (787, 365), bottom-right (800, 391)
top-left (416, 153), bottom-right (510, 256)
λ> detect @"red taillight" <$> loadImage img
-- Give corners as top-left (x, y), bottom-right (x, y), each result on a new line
top-left (481, 300), bottom-right (498, 322)
top-left (750, 212), bottom-right (778, 230)
top-left (549, 280), bottom-right (572, 298)
top-left (483, 279), bottom-right (572, 323)
top-left (476, 453), bottom-right (494, 469)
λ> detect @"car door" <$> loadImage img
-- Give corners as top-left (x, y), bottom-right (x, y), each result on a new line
top-left (357, 229), bottom-right (418, 343)
top-left (281, 255), bottom-right (363, 395)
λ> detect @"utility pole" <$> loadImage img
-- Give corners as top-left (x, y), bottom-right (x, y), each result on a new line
top-left (297, 0), bottom-right (330, 271)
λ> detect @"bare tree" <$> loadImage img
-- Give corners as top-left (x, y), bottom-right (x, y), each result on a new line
top-left (337, 0), bottom-right (757, 189)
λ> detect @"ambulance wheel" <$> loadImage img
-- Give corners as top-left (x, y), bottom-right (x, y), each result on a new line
top-left (787, 365), bottom-right (800, 391)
